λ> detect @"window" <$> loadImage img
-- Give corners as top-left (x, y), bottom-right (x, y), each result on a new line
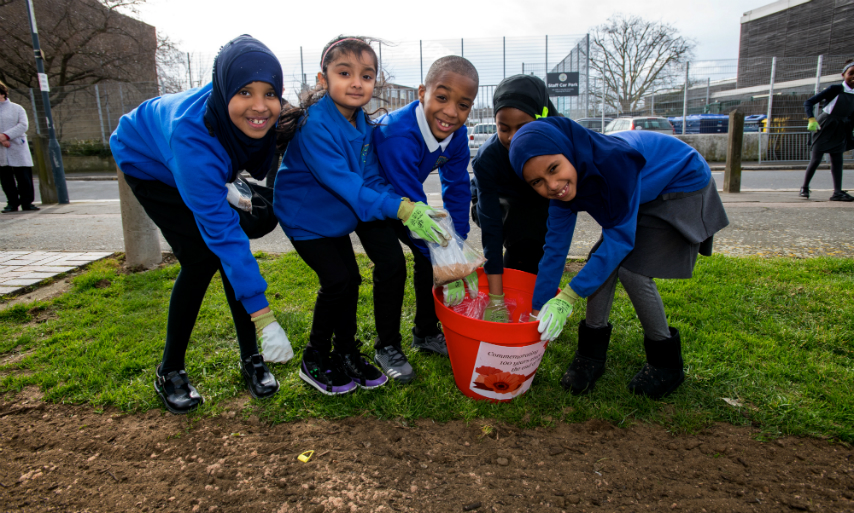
top-left (635, 118), bottom-right (672, 130)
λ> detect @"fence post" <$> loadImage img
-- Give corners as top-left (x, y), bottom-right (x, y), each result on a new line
top-left (119, 83), bottom-right (125, 114)
top-left (420, 40), bottom-right (423, 84)
top-left (651, 93), bottom-right (654, 115)
top-left (706, 77), bottom-right (710, 106)
top-left (95, 84), bottom-right (106, 146)
top-left (461, 38), bottom-right (463, 58)
top-left (681, 62), bottom-right (689, 135)
top-left (117, 167), bottom-right (162, 269)
top-left (761, 57), bottom-right (777, 164)
top-left (186, 53), bottom-right (192, 89)
top-left (28, 88), bottom-right (40, 135)
top-left (503, 37), bottom-right (506, 79)
top-left (105, 85), bottom-right (112, 133)
top-left (545, 35), bottom-right (548, 74)
top-left (724, 109), bottom-right (744, 193)
top-left (814, 55), bottom-right (823, 116)
top-left (600, 77), bottom-right (605, 132)
top-left (300, 46), bottom-right (305, 89)
top-left (585, 33), bottom-right (590, 117)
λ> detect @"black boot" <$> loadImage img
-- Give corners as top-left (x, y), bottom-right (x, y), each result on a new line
top-left (559, 321), bottom-right (612, 395)
top-left (799, 187), bottom-right (810, 199)
top-left (628, 327), bottom-right (685, 400)
top-left (154, 364), bottom-right (203, 414)
top-left (241, 354), bottom-right (279, 399)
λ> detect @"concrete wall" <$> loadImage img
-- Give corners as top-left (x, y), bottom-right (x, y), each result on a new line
top-left (63, 156), bottom-right (117, 174)
top-left (675, 133), bottom-right (762, 162)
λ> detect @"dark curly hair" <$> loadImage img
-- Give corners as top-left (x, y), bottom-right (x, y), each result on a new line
top-left (0, 80), bottom-right (8, 100)
top-left (277, 35), bottom-right (387, 149)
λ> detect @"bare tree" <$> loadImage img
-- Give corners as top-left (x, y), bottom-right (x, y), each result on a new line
top-left (0, 0), bottom-right (176, 105)
top-left (156, 33), bottom-right (187, 94)
top-left (589, 15), bottom-right (694, 114)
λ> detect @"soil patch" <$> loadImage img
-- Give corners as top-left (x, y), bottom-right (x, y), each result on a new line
top-left (0, 278), bottom-right (74, 311)
top-left (0, 400), bottom-right (851, 512)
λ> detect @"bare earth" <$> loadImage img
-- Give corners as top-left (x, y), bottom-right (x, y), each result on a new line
top-left (1, 389), bottom-right (852, 513)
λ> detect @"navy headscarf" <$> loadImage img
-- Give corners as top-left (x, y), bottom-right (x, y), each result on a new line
top-left (493, 74), bottom-right (557, 120)
top-left (203, 35), bottom-right (283, 181)
top-left (509, 117), bottom-right (646, 228)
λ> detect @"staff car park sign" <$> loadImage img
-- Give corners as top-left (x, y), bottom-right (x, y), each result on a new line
top-left (546, 72), bottom-right (579, 97)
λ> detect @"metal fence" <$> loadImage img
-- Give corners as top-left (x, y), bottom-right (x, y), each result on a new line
top-left (14, 30), bottom-right (852, 163)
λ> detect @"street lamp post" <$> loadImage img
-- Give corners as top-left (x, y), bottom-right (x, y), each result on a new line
top-left (25, 0), bottom-right (69, 204)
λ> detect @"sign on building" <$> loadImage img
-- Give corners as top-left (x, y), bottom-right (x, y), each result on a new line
top-left (546, 72), bottom-right (579, 97)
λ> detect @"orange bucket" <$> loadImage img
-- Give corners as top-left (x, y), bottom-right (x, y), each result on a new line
top-left (433, 268), bottom-right (550, 402)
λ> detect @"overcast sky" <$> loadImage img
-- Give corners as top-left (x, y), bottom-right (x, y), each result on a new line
top-left (136, 0), bottom-right (774, 61)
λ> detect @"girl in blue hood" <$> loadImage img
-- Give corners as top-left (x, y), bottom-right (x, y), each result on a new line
top-left (509, 117), bottom-right (728, 400)
top-left (111, 35), bottom-right (291, 414)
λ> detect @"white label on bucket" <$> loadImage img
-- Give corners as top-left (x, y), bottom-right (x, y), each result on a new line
top-left (469, 340), bottom-right (548, 400)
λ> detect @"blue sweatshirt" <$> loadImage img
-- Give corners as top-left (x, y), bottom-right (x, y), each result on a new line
top-left (373, 101), bottom-right (471, 259)
top-left (532, 131), bottom-right (711, 310)
top-left (274, 94), bottom-right (402, 240)
top-left (110, 84), bottom-right (269, 313)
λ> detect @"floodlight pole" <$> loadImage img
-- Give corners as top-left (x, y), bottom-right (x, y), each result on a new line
top-left (25, 0), bottom-right (68, 204)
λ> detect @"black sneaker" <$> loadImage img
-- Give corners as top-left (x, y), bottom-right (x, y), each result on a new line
top-left (241, 354), bottom-right (279, 399)
top-left (153, 364), bottom-right (203, 415)
top-left (335, 349), bottom-right (388, 389)
top-left (411, 331), bottom-right (449, 356)
top-left (298, 349), bottom-right (357, 395)
top-left (799, 187), bottom-right (810, 199)
top-left (21, 204), bottom-right (40, 211)
top-left (2, 205), bottom-right (18, 213)
top-left (829, 190), bottom-right (854, 202)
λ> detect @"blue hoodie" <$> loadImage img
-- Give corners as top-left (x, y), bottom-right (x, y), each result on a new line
top-left (373, 101), bottom-right (471, 259)
top-left (110, 84), bottom-right (271, 313)
top-left (527, 130), bottom-right (711, 310)
top-left (274, 94), bottom-right (402, 240)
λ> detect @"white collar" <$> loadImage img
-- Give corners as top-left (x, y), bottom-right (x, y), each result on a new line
top-left (415, 102), bottom-right (453, 152)
top-left (844, 81), bottom-right (854, 94)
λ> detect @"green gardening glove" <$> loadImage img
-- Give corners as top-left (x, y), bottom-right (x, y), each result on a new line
top-left (483, 293), bottom-right (510, 323)
top-left (808, 117), bottom-right (820, 132)
top-left (462, 270), bottom-right (479, 298)
top-left (398, 199), bottom-right (450, 246)
top-left (534, 287), bottom-right (580, 341)
top-left (443, 279), bottom-right (465, 306)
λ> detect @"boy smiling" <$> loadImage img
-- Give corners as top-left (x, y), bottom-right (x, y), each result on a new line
top-left (370, 56), bottom-right (479, 382)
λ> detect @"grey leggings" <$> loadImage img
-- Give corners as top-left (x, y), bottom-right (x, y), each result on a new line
top-left (586, 267), bottom-right (671, 341)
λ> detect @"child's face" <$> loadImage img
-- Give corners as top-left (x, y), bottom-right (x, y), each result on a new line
top-left (522, 153), bottom-right (578, 202)
top-left (844, 67), bottom-right (854, 88)
top-left (320, 50), bottom-right (377, 119)
top-left (227, 81), bottom-right (282, 139)
top-left (418, 72), bottom-right (477, 141)
top-left (496, 107), bottom-right (536, 150)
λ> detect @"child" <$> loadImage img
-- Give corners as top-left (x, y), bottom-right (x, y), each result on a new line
top-left (508, 118), bottom-right (729, 399)
top-left (110, 35), bottom-right (292, 414)
top-left (800, 58), bottom-right (854, 202)
top-left (470, 75), bottom-right (555, 323)
top-left (274, 36), bottom-right (449, 394)
top-left (370, 56), bottom-right (480, 381)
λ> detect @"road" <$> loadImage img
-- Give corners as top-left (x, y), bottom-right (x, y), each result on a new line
top-left (2, 169), bottom-right (853, 204)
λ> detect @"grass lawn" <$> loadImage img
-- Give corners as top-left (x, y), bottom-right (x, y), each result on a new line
top-left (1, 253), bottom-right (852, 441)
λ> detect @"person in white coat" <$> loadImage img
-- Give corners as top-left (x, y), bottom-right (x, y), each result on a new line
top-left (0, 81), bottom-right (38, 213)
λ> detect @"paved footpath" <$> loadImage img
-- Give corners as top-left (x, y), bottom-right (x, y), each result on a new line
top-left (0, 189), bottom-right (852, 296)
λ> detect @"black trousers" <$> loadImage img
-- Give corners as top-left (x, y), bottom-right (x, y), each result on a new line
top-left (392, 220), bottom-right (441, 337)
top-left (291, 235), bottom-right (362, 354)
top-left (355, 220), bottom-right (407, 349)
top-left (803, 148), bottom-right (844, 192)
top-left (504, 238), bottom-right (545, 275)
top-left (123, 174), bottom-right (259, 373)
top-left (0, 166), bottom-right (35, 208)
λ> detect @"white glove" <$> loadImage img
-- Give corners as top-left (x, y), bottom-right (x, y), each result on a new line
top-left (252, 312), bottom-right (294, 364)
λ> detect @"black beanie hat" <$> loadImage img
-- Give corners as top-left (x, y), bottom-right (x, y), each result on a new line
top-left (493, 74), bottom-right (557, 119)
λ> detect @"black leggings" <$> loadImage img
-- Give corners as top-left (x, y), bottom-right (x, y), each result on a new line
top-left (803, 148), bottom-right (844, 192)
top-left (0, 166), bottom-right (35, 208)
top-left (392, 220), bottom-right (442, 338)
top-left (504, 239), bottom-right (545, 275)
top-left (123, 174), bottom-right (259, 374)
top-left (291, 235), bottom-right (361, 354)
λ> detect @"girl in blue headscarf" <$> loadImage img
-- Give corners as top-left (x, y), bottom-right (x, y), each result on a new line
top-left (509, 117), bottom-right (728, 399)
top-left (111, 35), bottom-right (291, 414)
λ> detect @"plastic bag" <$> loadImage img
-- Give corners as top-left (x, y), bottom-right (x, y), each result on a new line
top-left (409, 208), bottom-right (485, 286)
top-left (226, 176), bottom-right (253, 213)
top-left (449, 291), bottom-right (521, 323)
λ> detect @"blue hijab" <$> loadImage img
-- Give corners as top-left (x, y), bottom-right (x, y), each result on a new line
top-left (508, 117), bottom-right (646, 228)
top-left (203, 35), bottom-right (283, 181)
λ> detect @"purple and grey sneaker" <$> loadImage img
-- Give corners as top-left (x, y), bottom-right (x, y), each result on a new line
top-left (335, 350), bottom-right (389, 390)
top-left (298, 350), bottom-right (357, 395)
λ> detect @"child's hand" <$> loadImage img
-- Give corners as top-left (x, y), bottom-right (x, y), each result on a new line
top-left (443, 280), bottom-right (465, 306)
top-left (483, 293), bottom-right (510, 323)
top-left (807, 117), bottom-right (820, 132)
top-left (536, 288), bottom-right (580, 341)
top-left (399, 200), bottom-right (450, 246)
top-left (251, 312), bottom-right (294, 363)
top-left (462, 270), bottom-right (479, 298)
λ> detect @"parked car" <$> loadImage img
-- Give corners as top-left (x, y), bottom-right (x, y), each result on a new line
top-left (469, 123), bottom-right (496, 148)
top-left (604, 117), bottom-right (675, 136)
top-left (575, 117), bottom-right (613, 133)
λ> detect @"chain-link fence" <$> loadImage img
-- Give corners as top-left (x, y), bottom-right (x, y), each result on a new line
top-left (14, 31), bottom-right (851, 163)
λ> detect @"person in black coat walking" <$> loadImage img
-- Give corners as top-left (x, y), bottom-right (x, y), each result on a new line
top-left (800, 59), bottom-right (854, 202)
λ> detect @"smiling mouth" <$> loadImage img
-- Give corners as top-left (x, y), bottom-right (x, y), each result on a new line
top-left (435, 119), bottom-right (455, 132)
top-left (247, 117), bottom-right (269, 129)
top-left (551, 182), bottom-right (570, 199)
